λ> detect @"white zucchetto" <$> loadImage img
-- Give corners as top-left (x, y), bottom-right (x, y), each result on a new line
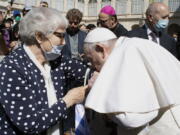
top-left (84, 28), bottom-right (117, 43)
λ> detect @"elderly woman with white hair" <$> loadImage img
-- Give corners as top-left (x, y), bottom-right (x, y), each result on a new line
top-left (0, 8), bottom-right (89, 135)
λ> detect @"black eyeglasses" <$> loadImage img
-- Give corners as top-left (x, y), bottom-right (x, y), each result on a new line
top-left (53, 32), bottom-right (65, 39)
top-left (69, 21), bottom-right (80, 25)
top-left (99, 19), bottom-right (109, 24)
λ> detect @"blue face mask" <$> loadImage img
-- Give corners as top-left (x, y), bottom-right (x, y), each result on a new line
top-left (155, 19), bottom-right (169, 31)
top-left (44, 44), bottom-right (65, 61)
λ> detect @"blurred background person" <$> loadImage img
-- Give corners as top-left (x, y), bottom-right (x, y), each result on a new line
top-left (9, 22), bottom-right (20, 51)
top-left (0, 18), bottom-right (13, 51)
top-left (12, 10), bottom-right (21, 25)
top-left (79, 23), bottom-right (88, 33)
top-left (62, 8), bottom-right (87, 61)
top-left (0, 32), bottom-right (9, 61)
top-left (39, 0), bottom-right (49, 8)
top-left (127, 2), bottom-right (178, 58)
top-left (22, 6), bottom-right (32, 16)
top-left (86, 24), bottom-right (96, 32)
top-left (98, 5), bottom-right (128, 37)
top-left (0, 11), bottom-right (5, 31)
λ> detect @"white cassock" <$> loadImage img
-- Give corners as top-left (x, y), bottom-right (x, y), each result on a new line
top-left (85, 37), bottom-right (180, 135)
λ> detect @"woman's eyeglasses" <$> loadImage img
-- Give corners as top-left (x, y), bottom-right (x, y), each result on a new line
top-left (53, 32), bottom-right (65, 39)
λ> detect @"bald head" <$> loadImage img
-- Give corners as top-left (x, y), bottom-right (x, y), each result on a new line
top-left (146, 2), bottom-right (169, 31)
top-left (146, 2), bottom-right (169, 16)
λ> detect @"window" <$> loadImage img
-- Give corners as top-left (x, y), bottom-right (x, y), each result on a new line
top-left (131, 0), bottom-right (144, 14)
top-left (101, 0), bottom-right (111, 8)
top-left (88, 0), bottom-right (97, 16)
top-left (78, 0), bottom-right (84, 13)
top-left (55, 0), bottom-right (64, 11)
top-left (67, 0), bottom-right (75, 10)
top-left (116, 0), bottom-right (127, 15)
top-left (169, 0), bottom-right (180, 12)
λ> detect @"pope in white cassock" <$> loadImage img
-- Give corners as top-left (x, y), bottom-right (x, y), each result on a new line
top-left (84, 28), bottom-right (180, 135)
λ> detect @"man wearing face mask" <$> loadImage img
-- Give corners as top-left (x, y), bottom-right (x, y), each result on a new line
top-left (127, 2), bottom-right (178, 58)
top-left (13, 10), bottom-right (21, 25)
top-left (62, 8), bottom-right (87, 61)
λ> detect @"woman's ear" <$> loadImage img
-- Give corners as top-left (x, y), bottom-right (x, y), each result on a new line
top-left (35, 32), bottom-right (46, 44)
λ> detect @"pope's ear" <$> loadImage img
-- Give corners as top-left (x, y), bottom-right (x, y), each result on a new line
top-left (95, 44), bottom-right (106, 59)
top-left (95, 44), bottom-right (104, 53)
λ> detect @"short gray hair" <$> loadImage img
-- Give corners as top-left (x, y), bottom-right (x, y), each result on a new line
top-left (84, 38), bottom-right (117, 52)
top-left (19, 7), bottom-right (68, 45)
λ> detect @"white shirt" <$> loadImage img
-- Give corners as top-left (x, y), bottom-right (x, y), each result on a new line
top-left (146, 26), bottom-right (160, 44)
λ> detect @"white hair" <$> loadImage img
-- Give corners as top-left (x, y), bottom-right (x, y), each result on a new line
top-left (19, 7), bottom-right (68, 45)
top-left (83, 38), bottom-right (117, 54)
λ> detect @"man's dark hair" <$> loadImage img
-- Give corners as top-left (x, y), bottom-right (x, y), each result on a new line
top-left (86, 24), bottom-right (96, 30)
top-left (66, 8), bottom-right (83, 22)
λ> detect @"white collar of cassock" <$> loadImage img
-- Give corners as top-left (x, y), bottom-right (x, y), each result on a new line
top-left (85, 37), bottom-right (180, 113)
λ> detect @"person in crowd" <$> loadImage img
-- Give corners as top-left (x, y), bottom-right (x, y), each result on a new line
top-left (61, 8), bottom-right (88, 133)
top-left (86, 24), bottom-right (96, 32)
top-left (4, 5), bottom-right (13, 19)
top-left (176, 32), bottom-right (180, 59)
top-left (79, 23), bottom-right (88, 32)
top-left (22, 6), bottom-right (32, 16)
top-left (1, 18), bottom-right (13, 51)
top-left (13, 10), bottom-right (21, 24)
top-left (127, 2), bottom-right (178, 58)
top-left (39, 0), bottom-right (49, 8)
top-left (9, 22), bottom-right (20, 51)
top-left (0, 7), bottom-right (90, 135)
top-left (84, 27), bottom-right (180, 135)
top-left (62, 8), bottom-right (87, 61)
top-left (98, 5), bottom-right (128, 37)
top-left (0, 11), bottom-right (5, 31)
top-left (0, 32), bottom-right (9, 61)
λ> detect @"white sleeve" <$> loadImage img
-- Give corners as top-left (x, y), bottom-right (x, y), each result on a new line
top-left (111, 111), bottom-right (158, 128)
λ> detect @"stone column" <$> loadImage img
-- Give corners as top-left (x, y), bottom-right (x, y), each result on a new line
top-left (63, 0), bottom-right (67, 12)
top-left (143, 0), bottom-right (149, 14)
top-left (97, 0), bottom-right (102, 13)
top-left (50, 0), bottom-right (56, 9)
top-left (126, 0), bottom-right (131, 15)
top-left (84, 0), bottom-right (89, 17)
top-left (111, 0), bottom-right (116, 8)
top-left (75, 0), bottom-right (78, 8)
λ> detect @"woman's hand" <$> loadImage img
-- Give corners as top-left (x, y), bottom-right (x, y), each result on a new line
top-left (62, 85), bottom-right (88, 108)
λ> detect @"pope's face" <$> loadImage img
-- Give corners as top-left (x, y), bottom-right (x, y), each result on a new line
top-left (85, 44), bottom-right (110, 72)
top-left (85, 48), bottom-right (104, 72)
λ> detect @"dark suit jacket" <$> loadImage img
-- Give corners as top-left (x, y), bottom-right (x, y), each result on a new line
top-left (62, 30), bottom-right (87, 58)
top-left (112, 23), bottom-right (128, 37)
top-left (127, 25), bottom-right (178, 58)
